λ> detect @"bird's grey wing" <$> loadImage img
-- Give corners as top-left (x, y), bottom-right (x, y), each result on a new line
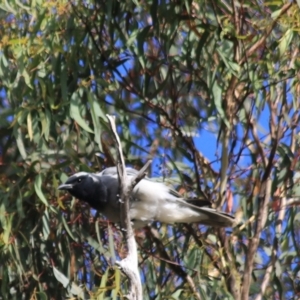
top-left (166, 190), bottom-right (235, 227)
top-left (98, 167), bottom-right (139, 177)
top-left (148, 184), bottom-right (235, 227)
top-left (98, 166), bottom-right (118, 176)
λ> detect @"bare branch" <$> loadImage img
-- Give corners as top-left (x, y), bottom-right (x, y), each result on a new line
top-left (106, 114), bottom-right (143, 300)
top-left (130, 160), bottom-right (152, 188)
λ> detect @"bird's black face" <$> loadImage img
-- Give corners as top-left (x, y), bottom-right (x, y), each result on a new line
top-left (58, 172), bottom-right (93, 202)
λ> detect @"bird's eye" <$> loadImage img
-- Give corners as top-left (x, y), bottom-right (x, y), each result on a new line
top-left (77, 178), bottom-right (82, 183)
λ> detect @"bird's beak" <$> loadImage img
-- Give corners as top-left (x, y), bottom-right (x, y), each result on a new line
top-left (58, 183), bottom-right (73, 190)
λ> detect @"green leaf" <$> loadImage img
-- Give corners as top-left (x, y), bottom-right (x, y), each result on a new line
top-left (0, 1), bottom-right (17, 14)
top-left (99, 267), bottom-right (110, 292)
top-left (108, 225), bottom-right (116, 264)
top-left (95, 221), bottom-right (107, 254)
top-left (87, 91), bottom-right (102, 151)
top-left (292, 172), bottom-right (300, 196)
top-left (52, 266), bottom-right (85, 298)
top-left (15, 128), bottom-right (27, 160)
top-left (273, 272), bottom-right (283, 298)
top-left (278, 29), bottom-right (293, 57)
top-left (53, 266), bottom-right (70, 287)
top-left (61, 214), bottom-right (77, 241)
top-left (39, 109), bottom-right (51, 141)
top-left (217, 47), bottom-right (240, 76)
top-left (34, 173), bottom-right (48, 206)
top-left (22, 69), bottom-right (33, 88)
top-left (42, 209), bottom-right (50, 240)
top-left (70, 92), bottom-right (93, 133)
top-left (2, 215), bottom-right (13, 245)
top-left (212, 80), bottom-right (230, 128)
top-left (16, 190), bottom-right (25, 219)
top-left (35, 292), bottom-right (48, 300)
top-left (60, 63), bottom-right (67, 101)
top-left (126, 29), bottom-right (139, 48)
top-left (27, 111), bottom-right (33, 141)
top-left (86, 230), bottom-right (107, 255)
top-left (171, 289), bottom-right (184, 299)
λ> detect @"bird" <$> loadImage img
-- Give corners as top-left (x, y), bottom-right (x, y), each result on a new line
top-left (58, 167), bottom-right (235, 228)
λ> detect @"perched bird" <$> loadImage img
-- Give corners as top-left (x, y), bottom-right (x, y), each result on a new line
top-left (58, 167), bottom-right (235, 228)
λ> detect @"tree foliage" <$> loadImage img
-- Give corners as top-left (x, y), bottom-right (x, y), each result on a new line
top-left (1, 0), bottom-right (300, 299)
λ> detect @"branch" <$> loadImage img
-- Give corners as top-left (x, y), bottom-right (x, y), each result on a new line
top-left (146, 227), bottom-right (202, 300)
top-left (254, 238), bottom-right (278, 300)
top-left (241, 176), bottom-right (272, 300)
top-left (240, 2), bottom-right (292, 65)
top-left (218, 128), bottom-right (230, 208)
top-left (106, 115), bottom-right (143, 300)
top-left (286, 197), bottom-right (300, 207)
top-left (130, 160), bottom-right (152, 188)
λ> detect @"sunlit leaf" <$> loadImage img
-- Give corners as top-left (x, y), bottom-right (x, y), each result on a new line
top-left (52, 266), bottom-right (85, 299)
top-left (27, 112), bottom-right (33, 141)
top-left (279, 29), bottom-right (293, 57)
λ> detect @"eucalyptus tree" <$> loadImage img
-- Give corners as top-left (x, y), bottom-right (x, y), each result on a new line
top-left (1, 0), bottom-right (300, 299)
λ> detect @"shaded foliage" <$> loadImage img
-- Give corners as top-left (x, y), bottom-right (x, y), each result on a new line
top-left (1, 0), bottom-right (300, 299)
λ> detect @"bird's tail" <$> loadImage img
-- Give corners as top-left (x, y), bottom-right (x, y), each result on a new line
top-left (193, 207), bottom-right (235, 227)
top-left (184, 199), bottom-right (235, 227)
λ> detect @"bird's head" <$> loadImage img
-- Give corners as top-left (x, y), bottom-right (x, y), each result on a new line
top-left (58, 172), bottom-right (102, 203)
